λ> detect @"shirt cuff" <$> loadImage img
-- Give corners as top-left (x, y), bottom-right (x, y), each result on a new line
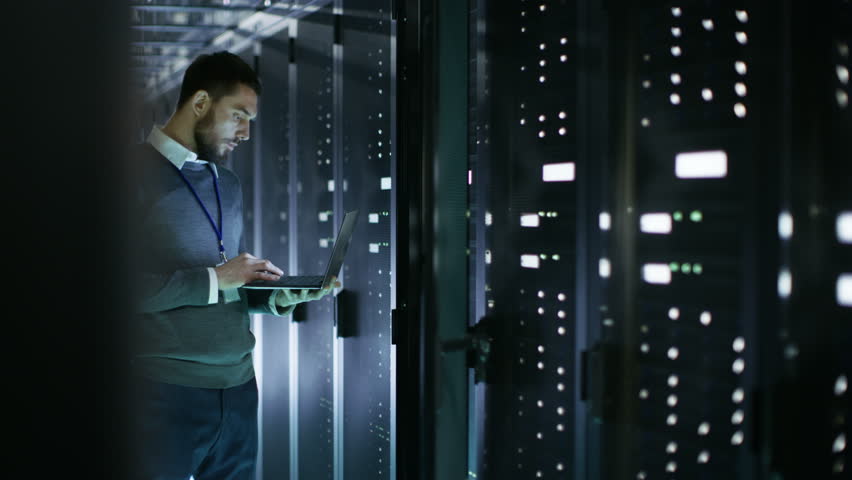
top-left (207, 267), bottom-right (219, 304)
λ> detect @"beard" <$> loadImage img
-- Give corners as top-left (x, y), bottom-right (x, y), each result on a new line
top-left (193, 112), bottom-right (228, 166)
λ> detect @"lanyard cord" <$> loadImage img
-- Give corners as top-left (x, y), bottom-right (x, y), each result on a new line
top-left (169, 162), bottom-right (227, 263)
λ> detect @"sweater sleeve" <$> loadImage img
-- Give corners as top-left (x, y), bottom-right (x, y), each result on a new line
top-left (135, 267), bottom-right (214, 313)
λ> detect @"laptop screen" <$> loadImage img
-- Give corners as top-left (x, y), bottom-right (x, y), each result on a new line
top-left (321, 210), bottom-right (360, 284)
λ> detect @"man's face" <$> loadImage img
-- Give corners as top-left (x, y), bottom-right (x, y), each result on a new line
top-left (194, 83), bottom-right (258, 164)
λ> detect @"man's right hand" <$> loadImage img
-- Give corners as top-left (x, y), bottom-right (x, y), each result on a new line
top-left (214, 252), bottom-right (283, 290)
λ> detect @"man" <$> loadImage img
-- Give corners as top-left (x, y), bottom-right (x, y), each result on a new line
top-left (128, 51), bottom-right (337, 479)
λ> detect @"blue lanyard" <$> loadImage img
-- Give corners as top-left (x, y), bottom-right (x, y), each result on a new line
top-left (169, 162), bottom-right (227, 263)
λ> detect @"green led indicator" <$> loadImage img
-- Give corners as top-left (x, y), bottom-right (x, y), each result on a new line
top-left (682, 263), bottom-right (692, 274)
top-left (693, 263), bottom-right (703, 274)
top-left (669, 262), bottom-right (679, 272)
top-left (673, 211), bottom-right (684, 221)
top-left (690, 210), bottom-right (703, 222)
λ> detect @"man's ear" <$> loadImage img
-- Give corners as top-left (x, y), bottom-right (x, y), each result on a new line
top-left (191, 90), bottom-right (210, 118)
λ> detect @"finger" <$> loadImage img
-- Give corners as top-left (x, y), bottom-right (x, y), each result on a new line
top-left (284, 289), bottom-right (302, 300)
top-left (260, 259), bottom-right (284, 276)
top-left (279, 290), bottom-right (298, 302)
top-left (249, 258), bottom-right (283, 276)
top-left (254, 271), bottom-right (281, 281)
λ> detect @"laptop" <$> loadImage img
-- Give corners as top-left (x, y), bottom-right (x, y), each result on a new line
top-left (241, 210), bottom-right (359, 290)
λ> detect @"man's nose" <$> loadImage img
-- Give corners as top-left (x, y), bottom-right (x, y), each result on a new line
top-left (237, 122), bottom-right (250, 142)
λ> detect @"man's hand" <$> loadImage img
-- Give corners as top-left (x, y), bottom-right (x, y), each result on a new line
top-left (214, 252), bottom-right (283, 290)
top-left (275, 276), bottom-right (342, 309)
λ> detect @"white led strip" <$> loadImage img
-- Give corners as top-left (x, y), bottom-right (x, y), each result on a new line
top-left (521, 254), bottom-right (541, 269)
top-left (640, 213), bottom-right (673, 234)
top-left (643, 263), bottom-right (672, 284)
top-left (521, 214), bottom-right (541, 227)
top-left (675, 150), bottom-right (728, 179)
top-left (838, 274), bottom-right (852, 307)
top-left (542, 162), bottom-right (576, 182)
top-left (837, 212), bottom-right (852, 243)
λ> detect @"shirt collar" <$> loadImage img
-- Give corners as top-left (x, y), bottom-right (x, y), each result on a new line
top-left (147, 125), bottom-right (218, 178)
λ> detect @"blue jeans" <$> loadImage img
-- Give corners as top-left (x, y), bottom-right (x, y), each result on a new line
top-left (130, 375), bottom-right (258, 480)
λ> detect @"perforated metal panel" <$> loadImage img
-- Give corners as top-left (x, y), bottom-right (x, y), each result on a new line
top-left (462, 1), bottom-right (851, 480)
top-left (292, 11), bottom-right (337, 480)
top-left (619, 3), bottom-right (760, 478)
top-left (340, 2), bottom-right (394, 479)
top-left (770, 1), bottom-right (851, 478)
top-left (467, 1), bottom-right (582, 478)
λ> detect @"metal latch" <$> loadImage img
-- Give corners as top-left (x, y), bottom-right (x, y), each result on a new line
top-left (582, 342), bottom-right (635, 423)
top-left (440, 316), bottom-right (495, 384)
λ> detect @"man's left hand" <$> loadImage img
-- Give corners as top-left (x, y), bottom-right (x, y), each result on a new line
top-left (274, 276), bottom-right (342, 309)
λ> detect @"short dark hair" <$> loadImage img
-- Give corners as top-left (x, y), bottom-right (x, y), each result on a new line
top-left (176, 51), bottom-right (261, 109)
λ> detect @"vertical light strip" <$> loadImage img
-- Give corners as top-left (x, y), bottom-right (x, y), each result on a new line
top-left (288, 25), bottom-right (300, 480)
top-left (251, 41), bottom-right (264, 480)
top-left (252, 313), bottom-right (263, 480)
top-left (572, 5), bottom-right (589, 474)
top-left (469, 5), bottom-right (487, 477)
top-left (389, 10), bottom-right (398, 480)
top-left (253, 40), bottom-right (264, 266)
top-left (333, 326), bottom-right (344, 480)
top-left (288, 321), bottom-right (300, 480)
top-left (332, 5), bottom-right (345, 479)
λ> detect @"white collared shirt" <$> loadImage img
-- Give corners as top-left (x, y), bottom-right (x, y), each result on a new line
top-left (147, 125), bottom-right (219, 177)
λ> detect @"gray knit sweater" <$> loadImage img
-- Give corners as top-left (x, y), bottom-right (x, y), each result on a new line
top-left (129, 143), bottom-right (292, 388)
